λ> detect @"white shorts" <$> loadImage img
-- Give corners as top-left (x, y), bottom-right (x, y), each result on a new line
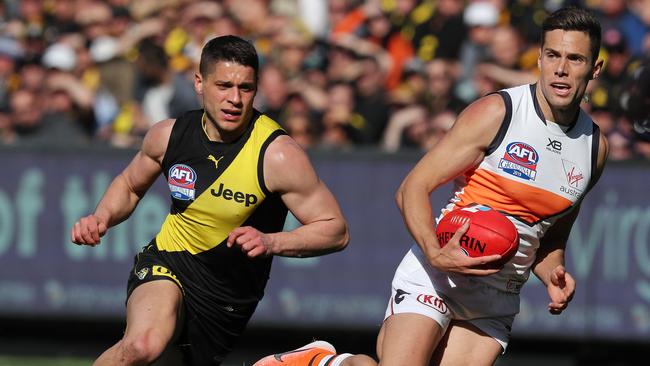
top-left (384, 246), bottom-right (519, 351)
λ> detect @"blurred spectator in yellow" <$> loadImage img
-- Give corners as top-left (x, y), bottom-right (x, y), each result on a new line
top-left (590, 26), bottom-right (632, 116)
top-left (0, 37), bottom-right (23, 111)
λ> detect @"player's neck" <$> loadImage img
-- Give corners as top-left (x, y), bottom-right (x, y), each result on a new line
top-left (202, 113), bottom-right (248, 143)
top-left (535, 86), bottom-right (580, 127)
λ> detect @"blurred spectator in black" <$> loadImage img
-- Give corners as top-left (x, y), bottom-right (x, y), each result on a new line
top-left (8, 88), bottom-right (43, 142)
top-left (174, 1), bottom-right (223, 70)
top-left (381, 104), bottom-right (427, 152)
top-left (35, 41), bottom-right (95, 146)
top-left (412, 0), bottom-right (466, 61)
top-left (589, 26), bottom-right (631, 116)
top-left (0, 0), bottom-right (646, 161)
top-left (43, 0), bottom-right (81, 41)
top-left (353, 56), bottom-right (390, 144)
top-left (620, 56), bottom-right (650, 158)
top-left (596, 0), bottom-right (649, 56)
top-left (17, 0), bottom-right (45, 43)
top-left (0, 36), bottom-right (23, 111)
top-left (331, 2), bottom-right (414, 90)
top-left (284, 113), bottom-right (318, 149)
top-left (320, 81), bottom-right (358, 148)
top-left (17, 58), bottom-right (46, 93)
top-left (424, 58), bottom-right (466, 115)
top-left (324, 39), bottom-right (367, 83)
top-left (272, 27), bottom-right (314, 80)
top-left (134, 39), bottom-right (200, 130)
top-left (508, 0), bottom-right (546, 46)
top-left (89, 35), bottom-right (135, 145)
top-left (476, 25), bottom-right (537, 89)
top-left (257, 62), bottom-right (290, 122)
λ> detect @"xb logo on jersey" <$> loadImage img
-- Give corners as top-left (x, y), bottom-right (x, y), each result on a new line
top-left (546, 138), bottom-right (562, 153)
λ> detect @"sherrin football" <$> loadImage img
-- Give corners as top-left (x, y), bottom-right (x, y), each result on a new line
top-left (435, 204), bottom-right (519, 263)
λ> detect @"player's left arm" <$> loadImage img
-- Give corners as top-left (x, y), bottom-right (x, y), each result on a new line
top-left (533, 132), bottom-right (609, 314)
top-left (227, 135), bottom-right (349, 257)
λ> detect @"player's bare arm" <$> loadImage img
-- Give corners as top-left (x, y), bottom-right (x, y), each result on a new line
top-left (396, 94), bottom-right (507, 275)
top-left (228, 135), bottom-right (349, 257)
top-left (71, 119), bottom-right (175, 246)
top-left (534, 204), bottom-right (578, 314)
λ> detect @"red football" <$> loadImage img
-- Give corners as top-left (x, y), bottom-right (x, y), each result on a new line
top-left (435, 204), bottom-right (519, 263)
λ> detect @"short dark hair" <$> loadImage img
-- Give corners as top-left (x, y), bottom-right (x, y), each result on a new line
top-left (542, 7), bottom-right (601, 63)
top-left (199, 35), bottom-right (259, 77)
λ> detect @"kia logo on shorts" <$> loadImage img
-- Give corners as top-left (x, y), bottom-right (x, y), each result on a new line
top-left (417, 294), bottom-right (448, 314)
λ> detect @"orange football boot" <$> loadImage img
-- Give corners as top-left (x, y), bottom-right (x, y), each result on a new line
top-left (253, 340), bottom-right (336, 366)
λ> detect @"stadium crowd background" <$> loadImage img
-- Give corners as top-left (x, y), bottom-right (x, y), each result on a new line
top-left (0, 0), bottom-right (649, 160)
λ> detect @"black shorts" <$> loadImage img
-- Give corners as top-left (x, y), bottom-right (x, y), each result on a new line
top-left (127, 243), bottom-right (259, 365)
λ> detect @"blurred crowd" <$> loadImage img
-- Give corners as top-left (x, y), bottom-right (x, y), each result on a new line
top-left (0, 0), bottom-right (649, 160)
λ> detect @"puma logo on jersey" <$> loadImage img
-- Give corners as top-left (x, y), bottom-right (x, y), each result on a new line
top-left (207, 154), bottom-right (223, 169)
top-left (211, 183), bottom-right (258, 207)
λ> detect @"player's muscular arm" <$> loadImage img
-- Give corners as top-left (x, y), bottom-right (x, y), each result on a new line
top-left (395, 94), bottom-right (506, 275)
top-left (228, 135), bottom-right (349, 258)
top-left (71, 119), bottom-right (174, 245)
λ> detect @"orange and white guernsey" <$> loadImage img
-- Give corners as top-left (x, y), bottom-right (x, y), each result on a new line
top-left (439, 84), bottom-right (601, 293)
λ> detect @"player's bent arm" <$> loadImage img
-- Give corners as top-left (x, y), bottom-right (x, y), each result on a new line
top-left (395, 94), bottom-right (505, 272)
top-left (71, 119), bottom-right (174, 245)
top-left (533, 132), bottom-right (609, 309)
top-left (533, 206), bottom-right (579, 285)
top-left (533, 206), bottom-right (579, 314)
top-left (97, 119), bottom-right (173, 225)
top-left (534, 128), bottom-right (610, 281)
top-left (261, 135), bottom-right (349, 257)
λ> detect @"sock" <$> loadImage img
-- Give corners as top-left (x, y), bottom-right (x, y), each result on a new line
top-left (318, 353), bottom-right (353, 366)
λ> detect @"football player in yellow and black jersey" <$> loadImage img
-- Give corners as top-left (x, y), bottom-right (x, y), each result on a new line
top-left (71, 35), bottom-right (349, 365)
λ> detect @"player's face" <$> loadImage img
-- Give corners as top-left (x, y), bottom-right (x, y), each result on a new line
top-left (195, 61), bottom-right (257, 141)
top-left (538, 30), bottom-right (602, 114)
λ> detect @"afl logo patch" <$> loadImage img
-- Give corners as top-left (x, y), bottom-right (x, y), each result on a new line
top-left (498, 142), bottom-right (539, 181)
top-left (168, 164), bottom-right (197, 200)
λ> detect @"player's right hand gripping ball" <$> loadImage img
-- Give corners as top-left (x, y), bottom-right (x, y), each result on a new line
top-left (436, 204), bottom-right (519, 264)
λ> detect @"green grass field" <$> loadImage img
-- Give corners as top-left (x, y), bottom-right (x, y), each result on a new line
top-left (0, 356), bottom-right (93, 366)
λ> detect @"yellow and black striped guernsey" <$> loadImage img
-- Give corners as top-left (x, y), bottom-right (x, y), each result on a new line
top-left (152, 109), bottom-right (288, 305)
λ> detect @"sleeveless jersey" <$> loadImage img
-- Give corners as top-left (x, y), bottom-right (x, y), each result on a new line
top-left (154, 109), bottom-right (288, 303)
top-left (438, 84), bottom-right (600, 293)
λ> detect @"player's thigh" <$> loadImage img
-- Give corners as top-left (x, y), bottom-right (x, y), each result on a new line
top-left (377, 313), bottom-right (445, 366)
top-left (431, 320), bottom-right (502, 366)
top-left (124, 280), bottom-right (183, 343)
